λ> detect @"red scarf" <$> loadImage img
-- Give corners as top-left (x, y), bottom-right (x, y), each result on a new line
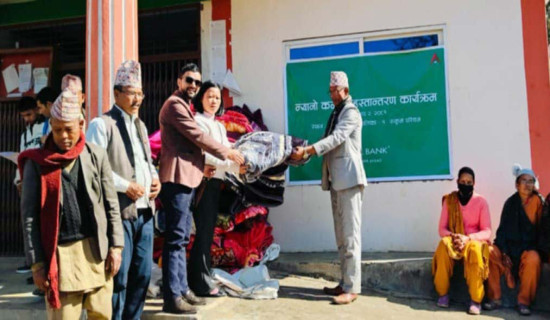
top-left (18, 132), bottom-right (86, 309)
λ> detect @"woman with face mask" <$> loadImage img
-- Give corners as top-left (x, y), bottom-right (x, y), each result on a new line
top-left (484, 165), bottom-right (544, 316)
top-left (432, 167), bottom-right (492, 315)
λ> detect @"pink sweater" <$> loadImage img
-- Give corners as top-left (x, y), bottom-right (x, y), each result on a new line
top-left (438, 193), bottom-right (492, 241)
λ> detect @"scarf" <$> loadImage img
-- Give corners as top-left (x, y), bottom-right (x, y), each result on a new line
top-left (443, 191), bottom-right (465, 235)
top-left (18, 132), bottom-right (86, 309)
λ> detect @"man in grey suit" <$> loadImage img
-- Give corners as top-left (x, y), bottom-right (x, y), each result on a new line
top-left (296, 71), bottom-right (366, 305)
top-left (19, 89), bottom-right (124, 319)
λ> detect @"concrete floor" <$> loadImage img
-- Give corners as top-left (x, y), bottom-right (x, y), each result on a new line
top-left (1, 257), bottom-right (549, 319)
top-left (199, 272), bottom-right (550, 320)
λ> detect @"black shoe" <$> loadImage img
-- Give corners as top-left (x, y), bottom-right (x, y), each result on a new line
top-left (183, 290), bottom-right (206, 305)
top-left (196, 287), bottom-right (226, 298)
top-left (26, 276), bottom-right (34, 285)
top-left (162, 296), bottom-right (197, 314)
top-left (32, 288), bottom-right (45, 296)
top-left (16, 264), bottom-right (31, 274)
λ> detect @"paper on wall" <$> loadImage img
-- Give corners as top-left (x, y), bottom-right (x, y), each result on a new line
top-left (18, 63), bottom-right (32, 93)
top-left (0, 151), bottom-right (19, 165)
top-left (33, 68), bottom-right (48, 93)
top-left (222, 69), bottom-right (242, 95)
top-left (210, 20), bottom-right (227, 84)
top-left (2, 64), bottom-right (19, 93)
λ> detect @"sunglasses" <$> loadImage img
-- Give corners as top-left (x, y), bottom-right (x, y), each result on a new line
top-left (184, 76), bottom-right (202, 87)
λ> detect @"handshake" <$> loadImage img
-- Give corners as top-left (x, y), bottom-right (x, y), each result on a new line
top-left (290, 146), bottom-right (315, 161)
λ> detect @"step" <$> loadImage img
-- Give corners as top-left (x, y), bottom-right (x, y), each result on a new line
top-left (268, 251), bottom-right (550, 312)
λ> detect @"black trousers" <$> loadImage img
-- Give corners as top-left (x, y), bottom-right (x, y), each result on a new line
top-left (188, 178), bottom-right (222, 294)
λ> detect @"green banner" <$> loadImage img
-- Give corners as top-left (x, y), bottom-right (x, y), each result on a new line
top-left (286, 47), bottom-right (450, 183)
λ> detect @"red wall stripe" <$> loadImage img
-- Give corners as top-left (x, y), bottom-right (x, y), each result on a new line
top-left (212, 0), bottom-right (233, 106)
top-left (88, 0), bottom-right (99, 119)
top-left (521, 0), bottom-right (550, 194)
top-left (101, 0), bottom-right (111, 115)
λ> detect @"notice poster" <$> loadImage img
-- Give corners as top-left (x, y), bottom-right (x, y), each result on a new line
top-left (286, 48), bottom-right (450, 183)
top-left (2, 63), bottom-right (19, 93)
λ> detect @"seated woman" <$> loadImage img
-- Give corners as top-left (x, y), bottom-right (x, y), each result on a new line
top-left (484, 165), bottom-right (543, 316)
top-left (432, 167), bottom-right (491, 315)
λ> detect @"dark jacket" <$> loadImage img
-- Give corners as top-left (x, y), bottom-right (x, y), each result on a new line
top-left (159, 91), bottom-right (229, 188)
top-left (21, 142), bottom-right (124, 265)
top-left (494, 192), bottom-right (543, 260)
top-left (538, 193), bottom-right (550, 257)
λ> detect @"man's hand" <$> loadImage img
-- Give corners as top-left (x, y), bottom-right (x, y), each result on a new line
top-left (305, 146), bottom-right (316, 156)
top-left (239, 164), bottom-right (248, 175)
top-left (149, 178), bottom-right (161, 200)
top-left (502, 254), bottom-right (513, 269)
top-left (290, 147), bottom-right (305, 161)
top-left (32, 264), bottom-right (49, 292)
top-left (105, 247), bottom-right (122, 276)
top-left (16, 182), bottom-right (22, 196)
top-left (204, 165), bottom-right (216, 179)
top-left (227, 149), bottom-right (245, 165)
top-left (126, 182), bottom-right (145, 202)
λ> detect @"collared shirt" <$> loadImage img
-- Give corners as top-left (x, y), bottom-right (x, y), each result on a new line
top-left (86, 105), bottom-right (157, 208)
top-left (14, 119), bottom-right (46, 185)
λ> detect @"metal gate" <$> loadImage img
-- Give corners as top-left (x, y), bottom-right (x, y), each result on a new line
top-left (0, 4), bottom-right (200, 256)
top-left (139, 55), bottom-right (200, 134)
top-left (0, 100), bottom-right (25, 256)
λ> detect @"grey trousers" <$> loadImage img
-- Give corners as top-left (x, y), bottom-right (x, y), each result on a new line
top-left (330, 185), bottom-right (363, 294)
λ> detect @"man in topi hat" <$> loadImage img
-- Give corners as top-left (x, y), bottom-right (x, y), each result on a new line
top-left (19, 89), bottom-right (124, 319)
top-left (87, 60), bottom-right (160, 320)
top-left (295, 71), bottom-right (367, 305)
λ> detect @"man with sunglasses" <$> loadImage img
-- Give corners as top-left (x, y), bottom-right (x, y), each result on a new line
top-left (86, 60), bottom-right (159, 320)
top-left (158, 63), bottom-right (244, 314)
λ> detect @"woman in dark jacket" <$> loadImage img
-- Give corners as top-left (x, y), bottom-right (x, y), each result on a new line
top-left (485, 166), bottom-right (544, 316)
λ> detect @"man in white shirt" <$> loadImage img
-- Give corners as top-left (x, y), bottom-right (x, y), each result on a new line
top-left (86, 60), bottom-right (160, 320)
top-left (15, 96), bottom-right (46, 275)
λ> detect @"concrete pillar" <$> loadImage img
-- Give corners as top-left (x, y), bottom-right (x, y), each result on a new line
top-left (85, 0), bottom-right (139, 120)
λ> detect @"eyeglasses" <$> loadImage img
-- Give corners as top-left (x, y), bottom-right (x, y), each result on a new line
top-left (184, 76), bottom-right (202, 87)
top-left (121, 90), bottom-right (145, 99)
top-left (328, 87), bottom-right (343, 95)
top-left (519, 178), bottom-right (536, 185)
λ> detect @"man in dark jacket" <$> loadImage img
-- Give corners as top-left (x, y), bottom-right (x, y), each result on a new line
top-left (20, 89), bottom-right (124, 319)
top-left (158, 63), bottom-right (244, 314)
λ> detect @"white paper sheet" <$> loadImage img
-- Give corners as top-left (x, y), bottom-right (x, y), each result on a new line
top-left (210, 20), bottom-right (227, 84)
top-left (33, 68), bottom-right (48, 93)
top-left (0, 151), bottom-right (19, 165)
top-left (2, 64), bottom-right (19, 93)
top-left (18, 63), bottom-right (32, 92)
top-left (222, 69), bottom-right (242, 95)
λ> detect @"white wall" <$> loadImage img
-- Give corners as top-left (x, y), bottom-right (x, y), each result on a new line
top-left (225, 0), bottom-right (531, 252)
top-left (200, 1), bottom-right (212, 80)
